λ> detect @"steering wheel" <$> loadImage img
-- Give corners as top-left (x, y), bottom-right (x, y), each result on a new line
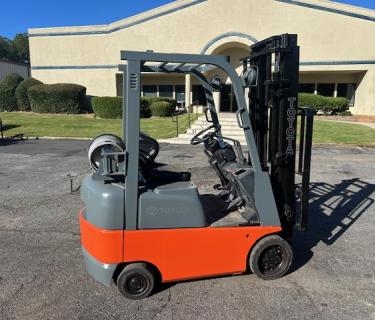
top-left (190, 125), bottom-right (220, 145)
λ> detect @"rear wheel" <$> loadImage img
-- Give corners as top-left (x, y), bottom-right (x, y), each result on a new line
top-left (249, 235), bottom-right (293, 280)
top-left (117, 263), bottom-right (155, 300)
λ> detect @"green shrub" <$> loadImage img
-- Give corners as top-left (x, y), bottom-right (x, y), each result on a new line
top-left (298, 93), bottom-right (325, 112)
top-left (140, 96), bottom-right (177, 117)
top-left (141, 96), bottom-right (160, 106)
top-left (162, 97), bottom-right (178, 109)
top-left (91, 96), bottom-right (152, 119)
top-left (140, 98), bottom-right (152, 118)
top-left (15, 77), bottom-right (43, 111)
top-left (85, 95), bottom-right (95, 113)
top-left (323, 97), bottom-right (349, 115)
top-left (0, 73), bottom-right (24, 111)
top-left (151, 100), bottom-right (176, 117)
top-left (142, 96), bottom-right (177, 107)
top-left (28, 83), bottom-right (86, 114)
top-left (338, 110), bottom-right (352, 116)
top-left (92, 96), bottom-right (122, 119)
top-left (298, 93), bottom-right (349, 115)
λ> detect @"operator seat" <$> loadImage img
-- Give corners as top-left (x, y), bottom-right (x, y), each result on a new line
top-left (204, 138), bottom-right (238, 187)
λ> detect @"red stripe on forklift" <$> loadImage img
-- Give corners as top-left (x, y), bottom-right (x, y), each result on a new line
top-left (123, 226), bottom-right (282, 282)
top-left (79, 210), bottom-right (123, 264)
top-left (80, 209), bottom-right (282, 281)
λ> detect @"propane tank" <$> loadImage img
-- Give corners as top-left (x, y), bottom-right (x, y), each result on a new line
top-left (88, 134), bottom-right (125, 171)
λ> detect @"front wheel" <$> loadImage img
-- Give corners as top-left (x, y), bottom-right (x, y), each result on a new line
top-left (117, 263), bottom-right (155, 300)
top-left (249, 235), bottom-right (293, 280)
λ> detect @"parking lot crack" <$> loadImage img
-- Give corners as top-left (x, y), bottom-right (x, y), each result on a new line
top-left (151, 289), bottom-right (172, 319)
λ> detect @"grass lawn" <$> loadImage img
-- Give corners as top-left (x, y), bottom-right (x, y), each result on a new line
top-left (309, 119), bottom-right (375, 145)
top-left (0, 112), bottom-right (196, 140)
top-left (0, 112), bottom-right (374, 144)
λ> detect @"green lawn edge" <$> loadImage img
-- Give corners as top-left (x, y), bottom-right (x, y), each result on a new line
top-left (1, 112), bottom-right (374, 144)
top-left (0, 112), bottom-right (196, 140)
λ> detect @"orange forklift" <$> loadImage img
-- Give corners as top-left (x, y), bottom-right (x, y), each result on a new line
top-left (79, 34), bottom-right (314, 299)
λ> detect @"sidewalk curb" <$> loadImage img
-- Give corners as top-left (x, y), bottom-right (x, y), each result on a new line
top-left (27, 136), bottom-right (91, 141)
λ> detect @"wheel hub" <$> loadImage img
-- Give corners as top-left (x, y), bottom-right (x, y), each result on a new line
top-left (260, 245), bottom-right (284, 274)
top-left (127, 275), bottom-right (147, 294)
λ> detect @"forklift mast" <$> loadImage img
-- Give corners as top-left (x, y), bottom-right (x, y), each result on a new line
top-left (244, 34), bottom-right (313, 235)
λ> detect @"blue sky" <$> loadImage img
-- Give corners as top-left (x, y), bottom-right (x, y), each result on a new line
top-left (0, 0), bottom-right (374, 39)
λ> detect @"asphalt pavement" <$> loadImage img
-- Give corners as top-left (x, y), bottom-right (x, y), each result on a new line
top-left (0, 139), bottom-right (374, 320)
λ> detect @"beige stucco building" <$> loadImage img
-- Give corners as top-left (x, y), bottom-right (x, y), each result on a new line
top-left (29, 0), bottom-right (375, 114)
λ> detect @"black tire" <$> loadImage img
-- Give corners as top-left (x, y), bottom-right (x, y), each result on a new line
top-left (117, 263), bottom-right (155, 300)
top-left (249, 235), bottom-right (293, 280)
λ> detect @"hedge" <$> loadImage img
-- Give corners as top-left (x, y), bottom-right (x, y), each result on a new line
top-left (92, 96), bottom-right (152, 119)
top-left (28, 83), bottom-right (87, 114)
top-left (323, 97), bottom-right (350, 115)
top-left (141, 96), bottom-right (160, 106)
top-left (15, 78), bottom-right (43, 111)
top-left (140, 98), bottom-right (152, 118)
top-left (298, 93), bottom-right (349, 115)
top-left (141, 97), bottom-right (177, 117)
top-left (0, 73), bottom-right (24, 111)
top-left (142, 96), bottom-right (177, 108)
top-left (91, 96), bottom-right (177, 119)
top-left (92, 97), bottom-right (122, 119)
top-left (151, 100), bottom-right (176, 117)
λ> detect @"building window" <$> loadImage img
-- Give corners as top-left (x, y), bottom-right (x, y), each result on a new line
top-left (143, 85), bottom-right (157, 97)
top-left (337, 83), bottom-right (356, 106)
top-left (299, 83), bottom-right (315, 94)
top-left (317, 83), bottom-right (335, 97)
top-left (175, 85), bottom-right (185, 104)
top-left (192, 85), bottom-right (207, 105)
top-left (159, 85), bottom-right (173, 98)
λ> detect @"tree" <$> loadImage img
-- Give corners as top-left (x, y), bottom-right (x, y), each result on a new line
top-left (0, 33), bottom-right (29, 64)
top-left (0, 36), bottom-right (16, 61)
top-left (13, 33), bottom-right (29, 63)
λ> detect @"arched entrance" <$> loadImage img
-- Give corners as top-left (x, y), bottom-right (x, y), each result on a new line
top-left (206, 42), bottom-right (250, 113)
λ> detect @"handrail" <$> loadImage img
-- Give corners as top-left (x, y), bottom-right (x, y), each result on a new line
top-left (171, 110), bottom-right (185, 137)
top-left (186, 102), bottom-right (199, 128)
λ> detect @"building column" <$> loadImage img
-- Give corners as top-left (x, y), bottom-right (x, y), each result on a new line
top-left (334, 83), bottom-right (338, 97)
top-left (314, 83), bottom-right (318, 95)
top-left (185, 74), bottom-right (192, 111)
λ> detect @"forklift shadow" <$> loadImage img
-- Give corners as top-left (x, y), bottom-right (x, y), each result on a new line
top-left (154, 178), bottom-right (375, 293)
top-left (0, 124), bottom-right (24, 146)
top-left (153, 273), bottom-right (246, 296)
top-left (0, 136), bottom-right (25, 146)
top-left (291, 178), bottom-right (375, 272)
